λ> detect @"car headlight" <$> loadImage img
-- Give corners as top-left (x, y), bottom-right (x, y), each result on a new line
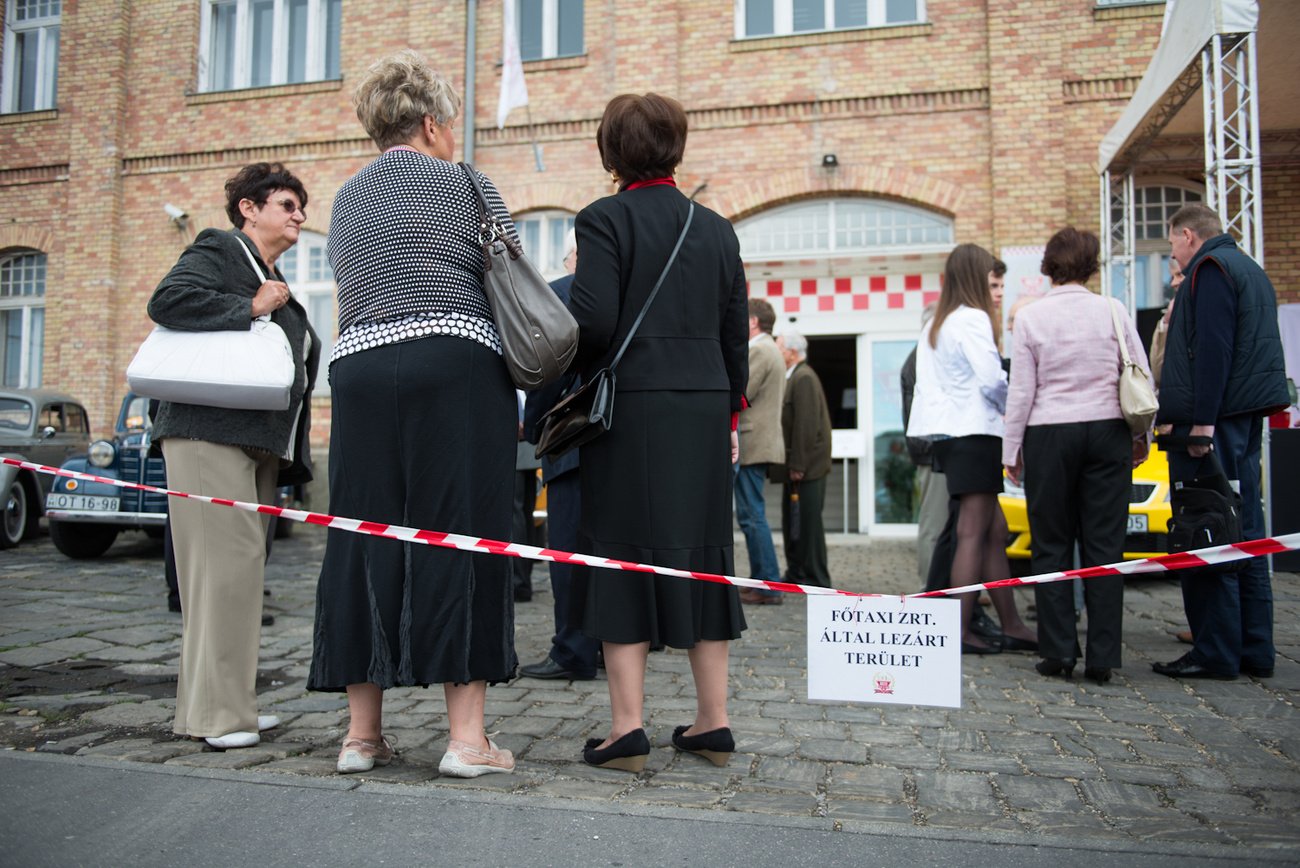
top-left (88, 440), bottom-right (116, 468)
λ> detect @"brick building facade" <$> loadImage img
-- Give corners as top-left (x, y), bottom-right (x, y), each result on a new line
top-left (2, 0), bottom-right (1293, 530)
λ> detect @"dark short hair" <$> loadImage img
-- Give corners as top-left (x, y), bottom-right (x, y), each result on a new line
top-left (991, 258), bottom-right (1007, 278)
top-left (748, 297), bottom-right (776, 333)
top-left (224, 163), bottom-right (309, 229)
top-left (597, 93), bottom-right (688, 184)
top-left (1169, 202), bottom-right (1222, 240)
top-left (1040, 227), bottom-right (1099, 286)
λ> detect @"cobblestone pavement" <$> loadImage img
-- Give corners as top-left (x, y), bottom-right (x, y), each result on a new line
top-left (2, 525), bottom-right (1298, 854)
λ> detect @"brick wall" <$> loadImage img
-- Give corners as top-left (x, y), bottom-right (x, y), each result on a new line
top-left (0, 0), bottom-right (1293, 449)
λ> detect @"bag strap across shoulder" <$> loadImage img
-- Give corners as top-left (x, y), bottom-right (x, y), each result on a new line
top-left (459, 162), bottom-right (526, 261)
top-left (608, 202), bottom-right (695, 373)
top-left (1108, 298), bottom-right (1133, 367)
top-left (235, 237), bottom-right (273, 323)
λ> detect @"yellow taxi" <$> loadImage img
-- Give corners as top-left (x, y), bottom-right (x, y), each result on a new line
top-left (999, 444), bottom-right (1172, 569)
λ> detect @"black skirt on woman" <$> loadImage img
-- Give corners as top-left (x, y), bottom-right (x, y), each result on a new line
top-left (568, 389), bottom-right (747, 648)
top-left (308, 336), bottom-right (518, 691)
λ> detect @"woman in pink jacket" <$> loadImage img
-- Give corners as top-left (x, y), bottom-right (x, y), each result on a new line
top-left (1003, 228), bottom-right (1152, 685)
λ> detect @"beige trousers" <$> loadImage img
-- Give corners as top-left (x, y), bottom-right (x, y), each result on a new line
top-left (162, 438), bottom-right (278, 737)
top-left (915, 464), bottom-right (950, 591)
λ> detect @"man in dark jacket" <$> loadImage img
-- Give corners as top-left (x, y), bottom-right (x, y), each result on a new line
top-left (520, 235), bottom-right (600, 680)
top-left (774, 332), bottom-right (833, 588)
top-left (1153, 203), bottom-right (1291, 681)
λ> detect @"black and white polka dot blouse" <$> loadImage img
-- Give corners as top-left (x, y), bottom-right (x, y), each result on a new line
top-left (326, 149), bottom-right (517, 368)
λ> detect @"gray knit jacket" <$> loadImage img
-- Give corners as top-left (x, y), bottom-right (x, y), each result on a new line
top-left (146, 228), bottom-right (320, 486)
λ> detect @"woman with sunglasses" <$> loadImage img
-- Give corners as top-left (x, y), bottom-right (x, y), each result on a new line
top-left (147, 162), bottom-right (320, 749)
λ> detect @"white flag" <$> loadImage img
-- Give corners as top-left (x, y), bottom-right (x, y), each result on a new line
top-left (497, 0), bottom-right (529, 130)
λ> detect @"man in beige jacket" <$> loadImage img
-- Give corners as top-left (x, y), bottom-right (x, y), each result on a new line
top-left (736, 299), bottom-right (787, 604)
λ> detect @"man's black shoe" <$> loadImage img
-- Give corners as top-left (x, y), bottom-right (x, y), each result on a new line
top-left (261, 612), bottom-right (275, 627)
top-left (518, 657), bottom-right (595, 680)
top-left (1152, 652), bottom-right (1236, 680)
top-left (1242, 664), bottom-right (1275, 678)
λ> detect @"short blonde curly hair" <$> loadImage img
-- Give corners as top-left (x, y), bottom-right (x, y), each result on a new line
top-left (353, 50), bottom-right (462, 150)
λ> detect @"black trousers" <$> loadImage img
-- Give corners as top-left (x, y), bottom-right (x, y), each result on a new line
top-left (782, 474), bottom-right (831, 588)
top-left (1024, 419), bottom-right (1131, 669)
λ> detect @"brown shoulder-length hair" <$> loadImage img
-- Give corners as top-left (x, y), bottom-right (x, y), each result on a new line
top-left (929, 243), bottom-right (999, 349)
top-left (1040, 226), bottom-right (1100, 286)
top-left (596, 93), bottom-right (688, 184)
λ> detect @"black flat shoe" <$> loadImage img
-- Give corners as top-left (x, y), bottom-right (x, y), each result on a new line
top-left (583, 728), bottom-right (649, 772)
top-left (961, 640), bottom-right (1002, 655)
top-left (1083, 667), bottom-right (1112, 685)
top-left (1035, 658), bottom-right (1076, 679)
top-left (672, 725), bottom-right (734, 767)
top-left (1000, 635), bottom-right (1038, 652)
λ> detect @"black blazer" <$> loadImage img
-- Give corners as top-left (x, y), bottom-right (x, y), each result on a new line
top-left (568, 186), bottom-right (748, 412)
top-left (147, 228), bottom-right (321, 486)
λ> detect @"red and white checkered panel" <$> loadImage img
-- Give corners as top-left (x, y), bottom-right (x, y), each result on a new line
top-left (745, 272), bottom-right (941, 314)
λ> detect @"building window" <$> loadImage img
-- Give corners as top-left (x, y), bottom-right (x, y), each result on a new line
top-left (2, 0), bottom-right (60, 113)
top-left (1117, 184), bottom-right (1201, 309)
top-left (735, 199), bottom-right (951, 258)
top-left (199, 0), bottom-right (342, 92)
top-left (0, 251), bottom-right (46, 389)
top-left (278, 230), bottom-right (336, 361)
top-left (736, 0), bottom-right (923, 39)
top-left (517, 0), bottom-right (583, 61)
top-left (516, 211), bottom-right (576, 280)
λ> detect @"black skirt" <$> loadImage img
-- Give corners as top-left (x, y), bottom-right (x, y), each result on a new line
top-left (931, 434), bottom-right (1004, 496)
top-left (569, 390), bottom-right (747, 647)
top-left (308, 336), bottom-right (518, 691)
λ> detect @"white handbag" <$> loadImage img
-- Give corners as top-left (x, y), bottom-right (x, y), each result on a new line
top-left (127, 239), bottom-right (295, 411)
top-left (1108, 298), bottom-right (1158, 433)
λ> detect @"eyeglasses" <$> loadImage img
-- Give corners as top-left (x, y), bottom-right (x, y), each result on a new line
top-left (270, 198), bottom-right (304, 216)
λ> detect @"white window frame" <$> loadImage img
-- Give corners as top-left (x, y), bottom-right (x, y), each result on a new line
top-left (516, 0), bottom-right (584, 62)
top-left (1126, 181), bottom-right (1203, 309)
top-left (197, 0), bottom-right (340, 93)
top-left (1, 0), bottom-right (60, 113)
top-left (278, 230), bottom-right (336, 360)
top-left (735, 198), bottom-right (953, 260)
top-left (515, 210), bottom-right (576, 281)
top-left (734, 0), bottom-right (926, 40)
top-left (0, 251), bottom-right (47, 389)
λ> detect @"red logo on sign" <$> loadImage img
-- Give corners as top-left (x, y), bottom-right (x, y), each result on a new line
top-left (873, 672), bottom-right (895, 695)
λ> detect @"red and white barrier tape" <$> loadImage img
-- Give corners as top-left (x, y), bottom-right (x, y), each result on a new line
top-left (9, 456), bottom-right (1298, 599)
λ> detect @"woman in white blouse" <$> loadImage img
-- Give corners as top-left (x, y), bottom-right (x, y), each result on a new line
top-left (907, 244), bottom-right (1037, 654)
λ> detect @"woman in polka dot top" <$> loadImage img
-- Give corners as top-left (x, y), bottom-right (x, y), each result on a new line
top-left (308, 50), bottom-right (519, 779)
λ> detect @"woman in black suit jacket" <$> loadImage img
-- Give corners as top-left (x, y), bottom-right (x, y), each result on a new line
top-left (568, 94), bottom-right (749, 771)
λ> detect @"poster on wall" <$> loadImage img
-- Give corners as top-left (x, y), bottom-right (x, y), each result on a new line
top-left (999, 246), bottom-right (1048, 340)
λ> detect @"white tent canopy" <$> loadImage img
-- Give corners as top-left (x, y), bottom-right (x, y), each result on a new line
top-left (1098, 0), bottom-right (1258, 174)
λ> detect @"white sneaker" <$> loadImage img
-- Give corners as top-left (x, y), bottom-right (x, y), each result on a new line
top-left (205, 731), bottom-right (260, 749)
top-left (257, 715), bottom-right (280, 732)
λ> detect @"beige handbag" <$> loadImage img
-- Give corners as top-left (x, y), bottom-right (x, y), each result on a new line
top-left (1109, 299), bottom-right (1158, 433)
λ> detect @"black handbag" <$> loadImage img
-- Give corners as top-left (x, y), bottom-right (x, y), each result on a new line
top-left (534, 202), bottom-right (695, 460)
top-left (1159, 435), bottom-right (1247, 573)
top-left (460, 163), bottom-right (578, 390)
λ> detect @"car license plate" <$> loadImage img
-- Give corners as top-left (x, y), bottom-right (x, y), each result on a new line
top-left (1126, 514), bottom-right (1148, 534)
top-left (46, 493), bottom-right (120, 512)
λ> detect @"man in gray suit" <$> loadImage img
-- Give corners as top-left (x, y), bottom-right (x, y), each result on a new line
top-left (736, 298), bottom-right (787, 605)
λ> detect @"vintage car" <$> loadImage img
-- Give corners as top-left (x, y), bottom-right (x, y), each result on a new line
top-left (46, 393), bottom-right (168, 558)
top-left (999, 444), bottom-right (1173, 573)
top-left (46, 393), bottom-right (304, 559)
top-left (0, 388), bottom-right (93, 548)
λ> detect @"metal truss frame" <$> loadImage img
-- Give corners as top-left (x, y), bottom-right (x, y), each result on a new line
top-left (1203, 32), bottom-right (1263, 265)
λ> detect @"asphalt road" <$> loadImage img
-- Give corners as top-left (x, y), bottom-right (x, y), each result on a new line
top-left (2, 752), bottom-right (1284, 868)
